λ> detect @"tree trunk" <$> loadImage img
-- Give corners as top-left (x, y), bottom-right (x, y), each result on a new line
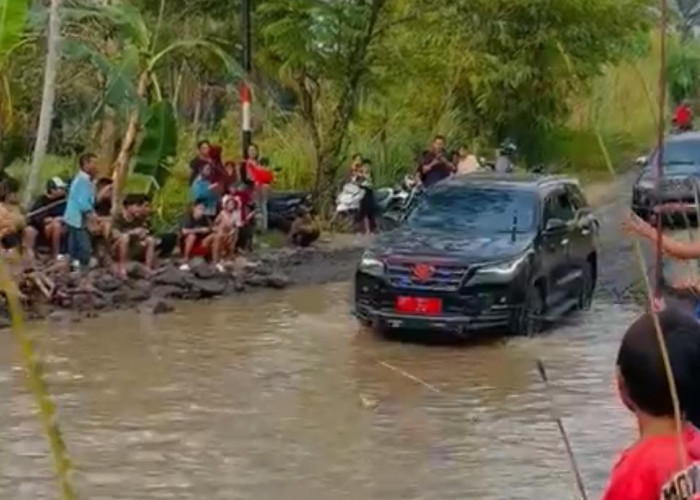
top-left (23, 0), bottom-right (63, 208)
top-left (192, 83), bottom-right (202, 134)
top-left (96, 107), bottom-right (118, 177)
top-left (111, 71), bottom-right (149, 217)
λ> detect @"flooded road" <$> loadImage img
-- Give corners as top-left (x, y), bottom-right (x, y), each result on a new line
top-left (1, 283), bottom-right (640, 499)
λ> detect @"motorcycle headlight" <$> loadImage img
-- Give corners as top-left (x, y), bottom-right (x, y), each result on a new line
top-left (359, 252), bottom-right (385, 277)
top-left (477, 254), bottom-right (528, 276)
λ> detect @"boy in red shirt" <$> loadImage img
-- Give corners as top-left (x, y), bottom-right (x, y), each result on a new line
top-left (603, 308), bottom-right (700, 500)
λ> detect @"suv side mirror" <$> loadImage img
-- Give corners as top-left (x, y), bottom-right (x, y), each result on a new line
top-left (544, 218), bottom-right (567, 233)
top-left (575, 207), bottom-right (592, 219)
top-left (635, 155), bottom-right (648, 167)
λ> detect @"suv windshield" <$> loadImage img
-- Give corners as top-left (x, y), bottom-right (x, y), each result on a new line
top-left (644, 139), bottom-right (700, 178)
top-left (406, 187), bottom-right (538, 234)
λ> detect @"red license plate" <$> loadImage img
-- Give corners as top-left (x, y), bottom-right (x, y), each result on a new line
top-left (395, 296), bottom-right (443, 315)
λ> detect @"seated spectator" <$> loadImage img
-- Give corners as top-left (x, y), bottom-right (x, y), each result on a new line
top-left (179, 199), bottom-right (219, 271)
top-left (0, 179), bottom-right (26, 253)
top-left (191, 163), bottom-right (221, 218)
top-left (231, 178), bottom-right (257, 252)
top-left (288, 207), bottom-right (320, 247)
top-left (189, 140), bottom-right (211, 185)
top-left (92, 177), bottom-right (114, 241)
top-left (212, 195), bottom-right (242, 270)
top-left (222, 160), bottom-right (239, 193)
top-left (23, 177), bottom-right (68, 261)
top-left (111, 194), bottom-right (157, 278)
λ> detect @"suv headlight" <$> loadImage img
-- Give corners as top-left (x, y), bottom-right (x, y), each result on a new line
top-left (477, 254), bottom-right (528, 276)
top-left (636, 179), bottom-right (655, 190)
top-left (359, 252), bottom-right (385, 277)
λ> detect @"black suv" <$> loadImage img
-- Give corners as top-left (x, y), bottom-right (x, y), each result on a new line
top-left (632, 132), bottom-right (700, 222)
top-left (354, 174), bottom-right (599, 336)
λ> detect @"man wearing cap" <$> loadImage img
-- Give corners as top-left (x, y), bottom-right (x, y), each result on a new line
top-left (23, 177), bottom-right (68, 261)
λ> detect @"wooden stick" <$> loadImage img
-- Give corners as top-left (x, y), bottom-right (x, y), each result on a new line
top-left (536, 360), bottom-right (588, 500)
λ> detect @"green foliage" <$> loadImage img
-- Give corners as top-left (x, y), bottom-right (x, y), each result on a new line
top-left (133, 100), bottom-right (178, 190)
top-left (667, 34), bottom-right (700, 104)
top-left (0, 0), bottom-right (27, 64)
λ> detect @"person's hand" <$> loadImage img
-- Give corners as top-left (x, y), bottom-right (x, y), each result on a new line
top-left (672, 276), bottom-right (700, 296)
top-left (623, 212), bottom-right (655, 239)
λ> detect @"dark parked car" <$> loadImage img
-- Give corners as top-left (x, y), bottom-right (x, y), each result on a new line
top-left (354, 174), bottom-right (599, 336)
top-left (632, 132), bottom-right (700, 222)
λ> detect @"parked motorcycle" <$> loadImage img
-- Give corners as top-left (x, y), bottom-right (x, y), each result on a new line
top-left (332, 174), bottom-right (417, 232)
top-left (267, 191), bottom-right (313, 233)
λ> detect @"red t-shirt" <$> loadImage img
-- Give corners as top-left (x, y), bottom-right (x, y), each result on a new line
top-left (603, 426), bottom-right (700, 500)
top-left (675, 106), bottom-right (692, 127)
top-left (245, 159), bottom-right (274, 186)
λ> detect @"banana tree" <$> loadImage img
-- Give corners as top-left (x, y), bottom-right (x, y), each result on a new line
top-left (0, 0), bottom-right (29, 171)
top-left (63, 1), bottom-right (238, 214)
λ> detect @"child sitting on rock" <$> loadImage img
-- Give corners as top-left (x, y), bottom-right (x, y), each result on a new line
top-left (213, 195), bottom-right (242, 265)
top-left (288, 207), bottom-right (320, 248)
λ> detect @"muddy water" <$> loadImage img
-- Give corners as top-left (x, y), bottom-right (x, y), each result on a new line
top-left (0, 284), bottom-right (640, 500)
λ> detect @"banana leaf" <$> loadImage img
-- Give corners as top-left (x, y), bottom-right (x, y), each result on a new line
top-left (0, 0), bottom-right (28, 64)
top-left (62, 39), bottom-right (141, 111)
top-left (132, 101), bottom-right (177, 191)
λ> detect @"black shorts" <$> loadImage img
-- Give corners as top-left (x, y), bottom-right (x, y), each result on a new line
top-left (1, 232), bottom-right (21, 250)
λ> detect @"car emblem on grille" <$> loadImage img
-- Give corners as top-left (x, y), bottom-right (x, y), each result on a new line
top-left (412, 263), bottom-right (435, 282)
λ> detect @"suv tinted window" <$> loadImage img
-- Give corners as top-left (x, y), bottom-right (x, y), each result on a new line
top-left (566, 184), bottom-right (587, 211)
top-left (406, 187), bottom-right (538, 234)
top-left (544, 189), bottom-right (575, 222)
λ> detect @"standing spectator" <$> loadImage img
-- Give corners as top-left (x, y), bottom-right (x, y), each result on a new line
top-left (23, 177), bottom-right (68, 261)
top-left (417, 135), bottom-right (455, 188)
top-left (190, 163), bottom-right (221, 218)
top-left (673, 99), bottom-right (693, 132)
top-left (245, 144), bottom-right (274, 231)
top-left (64, 153), bottom-right (97, 270)
top-left (356, 158), bottom-right (377, 234)
top-left (189, 140), bottom-right (212, 185)
top-left (456, 146), bottom-right (480, 175)
top-left (349, 153), bottom-right (363, 179)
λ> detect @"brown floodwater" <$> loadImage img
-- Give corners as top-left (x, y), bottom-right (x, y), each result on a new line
top-left (0, 283), bottom-right (641, 499)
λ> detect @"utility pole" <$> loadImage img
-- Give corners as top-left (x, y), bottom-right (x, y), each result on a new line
top-left (240, 0), bottom-right (252, 160)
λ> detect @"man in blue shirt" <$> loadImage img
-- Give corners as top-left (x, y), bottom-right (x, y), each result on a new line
top-left (64, 153), bottom-right (97, 268)
top-left (190, 163), bottom-right (220, 218)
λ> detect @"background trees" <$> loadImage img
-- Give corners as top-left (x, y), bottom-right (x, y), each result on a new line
top-left (0, 0), bottom-right (680, 222)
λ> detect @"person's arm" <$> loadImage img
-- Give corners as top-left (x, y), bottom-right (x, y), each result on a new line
top-left (75, 179), bottom-right (95, 217)
top-left (624, 212), bottom-right (700, 259)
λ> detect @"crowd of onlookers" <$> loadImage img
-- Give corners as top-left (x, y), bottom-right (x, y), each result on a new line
top-left (0, 139), bottom-right (279, 277)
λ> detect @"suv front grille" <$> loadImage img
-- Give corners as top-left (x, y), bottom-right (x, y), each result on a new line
top-left (385, 261), bottom-right (470, 291)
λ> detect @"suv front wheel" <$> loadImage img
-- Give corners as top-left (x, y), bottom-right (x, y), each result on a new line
top-left (511, 284), bottom-right (545, 337)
